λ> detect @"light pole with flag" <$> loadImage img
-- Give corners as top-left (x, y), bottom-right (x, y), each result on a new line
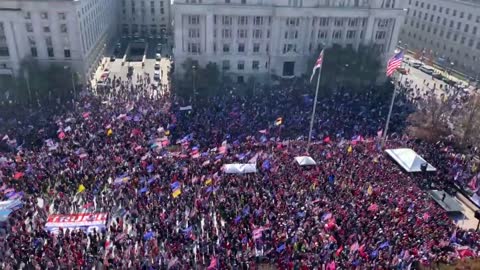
top-left (381, 50), bottom-right (404, 148)
top-left (307, 49), bottom-right (325, 152)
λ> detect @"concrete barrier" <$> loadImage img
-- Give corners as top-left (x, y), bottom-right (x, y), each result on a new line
top-left (141, 43), bottom-right (148, 68)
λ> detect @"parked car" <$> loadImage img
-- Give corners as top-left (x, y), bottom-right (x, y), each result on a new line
top-left (420, 65), bottom-right (435, 75)
top-left (110, 55), bottom-right (116, 62)
top-left (154, 62), bottom-right (160, 70)
top-left (432, 72), bottom-right (443, 79)
top-left (411, 61), bottom-right (423, 68)
top-left (155, 53), bottom-right (161, 61)
top-left (154, 71), bottom-right (160, 81)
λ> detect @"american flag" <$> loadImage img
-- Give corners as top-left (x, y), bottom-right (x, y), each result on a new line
top-left (386, 51), bottom-right (404, 77)
top-left (310, 49), bottom-right (325, 82)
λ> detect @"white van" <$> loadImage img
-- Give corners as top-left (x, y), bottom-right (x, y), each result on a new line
top-left (420, 65), bottom-right (435, 75)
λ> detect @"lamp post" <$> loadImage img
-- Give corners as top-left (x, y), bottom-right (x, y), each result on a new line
top-left (192, 65), bottom-right (197, 101)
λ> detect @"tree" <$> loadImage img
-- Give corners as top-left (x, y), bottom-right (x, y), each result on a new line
top-left (307, 44), bottom-right (381, 91)
top-left (452, 94), bottom-right (480, 148)
top-left (406, 93), bottom-right (452, 143)
top-left (176, 59), bottom-right (220, 98)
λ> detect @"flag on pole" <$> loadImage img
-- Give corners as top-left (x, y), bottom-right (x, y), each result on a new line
top-left (310, 49), bottom-right (325, 82)
top-left (386, 51), bottom-right (404, 77)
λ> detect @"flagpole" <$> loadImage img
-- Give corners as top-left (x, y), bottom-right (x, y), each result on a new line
top-left (307, 66), bottom-right (322, 153)
top-left (381, 73), bottom-right (401, 149)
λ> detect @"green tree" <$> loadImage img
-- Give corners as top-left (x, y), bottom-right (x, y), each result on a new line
top-left (177, 59), bottom-right (220, 97)
top-left (307, 44), bottom-right (381, 91)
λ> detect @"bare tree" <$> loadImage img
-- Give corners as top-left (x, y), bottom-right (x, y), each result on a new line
top-left (453, 94), bottom-right (480, 148)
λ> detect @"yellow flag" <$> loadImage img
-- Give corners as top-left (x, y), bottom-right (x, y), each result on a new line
top-left (107, 129), bottom-right (113, 136)
top-left (205, 179), bottom-right (213, 186)
top-left (172, 188), bottom-right (182, 198)
top-left (165, 130), bottom-right (170, 136)
top-left (367, 185), bottom-right (373, 196)
top-left (347, 145), bottom-right (353, 153)
top-left (78, 184), bottom-right (86, 193)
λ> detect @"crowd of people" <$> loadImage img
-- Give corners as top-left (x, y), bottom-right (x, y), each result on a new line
top-left (0, 75), bottom-right (479, 270)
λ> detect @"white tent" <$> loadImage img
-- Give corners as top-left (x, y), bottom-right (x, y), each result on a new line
top-left (223, 164), bottom-right (257, 174)
top-left (386, 148), bottom-right (436, 172)
top-left (294, 156), bottom-right (317, 166)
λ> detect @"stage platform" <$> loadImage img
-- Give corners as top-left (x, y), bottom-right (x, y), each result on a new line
top-left (429, 190), bottom-right (464, 213)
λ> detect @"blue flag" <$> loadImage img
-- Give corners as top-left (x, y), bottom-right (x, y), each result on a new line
top-left (379, 241), bottom-right (390, 250)
top-left (276, 243), bottom-right (286, 253)
top-left (170, 181), bottom-right (180, 191)
top-left (143, 231), bottom-right (154, 240)
top-left (262, 160), bottom-right (271, 170)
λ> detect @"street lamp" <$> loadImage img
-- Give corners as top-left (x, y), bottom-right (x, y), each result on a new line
top-left (192, 65), bottom-right (197, 97)
top-left (63, 65), bottom-right (76, 98)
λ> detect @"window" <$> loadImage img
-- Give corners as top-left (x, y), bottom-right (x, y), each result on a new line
top-left (222, 29), bottom-right (231, 39)
top-left (318, 18), bottom-right (328, 27)
top-left (188, 15), bottom-right (200, 25)
top-left (64, 49), bottom-right (71, 58)
top-left (222, 60), bottom-right (230, 70)
top-left (468, 14), bottom-right (472, 20)
top-left (461, 37), bottom-right (465, 44)
top-left (253, 43), bottom-right (260, 53)
top-left (31, 47), bottom-right (37, 57)
top-left (464, 24), bottom-right (469, 33)
top-left (469, 39), bottom-right (474, 47)
top-left (188, 28), bottom-right (200, 38)
top-left (58, 12), bottom-right (66, 20)
top-left (460, 12), bottom-right (464, 19)
top-left (375, 31), bottom-right (386, 40)
top-left (26, 23), bottom-right (33, 32)
top-left (252, 60), bottom-right (259, 70)
top-left (41, 12), bottom-right (48, 19)
top-left (237, 60), bottom-right (244, 70)
top-left (60, 24), bottom-right (68, 33)
top-left (47, 48), bottom-right (54, 57)
top-left (473, 26), bottom-right (477, 35)
top-left (346, 30), bottom-right (356, 39)
top-left (318, 30), bottom-right (327, 39)
top-left (439, 7), bottom-right (443, 13)
top-left (223, 44), bottom-right (230, 53)
top-left (238, 43), bottom-right (245, 52)
top-left (187, 43), bottom-right (200, 53)
top-left (24, 12), bottom-right (31, 20)
top-left (253, 29), bottom-right (262, 39)
top-left (254, 16), bottom-right (263, 25)
top-left (332, 30), bottom-right (342, 39)
top-left (334, 18), bottom-right (343, 27)
top-left (43, 26), bottom-right (51, 33)
top-left (238, 16), bottom-right (248, 25)
top-left (237, 29), bottom-right (247, 39)
top-left (0, 47), bottom-right (9, 57)
top-left (222, 16), bottom-right (232, 25)
top-left (377, 19), bottom-right (388, 27)
top-left (453, 10), bottom-right (456, 16)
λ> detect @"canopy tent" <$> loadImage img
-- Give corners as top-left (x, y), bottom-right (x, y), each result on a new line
top-left (385, 148), bottom-right (436, 172)
top-left (223, 164), bottom-right (257, 174)
top-left (294, 156), bottom-right (317, 166)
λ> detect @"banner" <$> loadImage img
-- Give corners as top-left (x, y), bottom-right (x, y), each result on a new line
top-left (45, 212), bottom-right (108, 234)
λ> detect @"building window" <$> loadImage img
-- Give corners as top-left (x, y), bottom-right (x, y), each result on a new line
top-left (238, 16), bottom-right (248, 25)
top-left (375, 31), bottom-right (386, 40)
top-left (188, 28), bottom-right (200, 38)
top-left (43, 26), bottom-right (50, 33)
top-left (254, 16), bottom-right (263, 25)
top-left (188, 15), bottom-right (200, 25)
top-left (222, 60), bottom-right (230, 70)
top-left (31, 47), bottom-right (37, 57)
top-left (223, 44), bottom-right (230, 53)
top-left (238, 43), bottom-right (245, 52)
top-left (318, 18), bottom-right (328, 27)
top-left (252, 60), bottom-right (259, 70)
top-left (334, 18), bottom-right (343, 27)
top-left (60, 24), bottom-right (68, 33)
top-left (222, 16), bottom-right (232, 25)
top-left (47, 48), bottom-right (54, 57)
top-left (187, 43), bottom-right (200, 53)
top-left (41, 12), bottom-right (48, 19)
top-left (222, 29), bottom-right (232, 39)
top-left (253, 43), bottom-right (260, 53)
top-left (24, 12), bottom-right (31, 20)
top-left (58, 12), bottom-right (66, 20)
top-left (0, 47), bottom-right (9, 57)
top-left (332, 30), bottom-right (342, 39)
top-left (26, 23), bottom-right (33, 32)
top-left (253, 29), bottom-right (262, 39)
top-left (346, 30), bottom-right (356, 39)
top-left (64, 49), bottom-right (71, 58)
top-left (237, 60), bottom-right (245, 70)
top-left (237, 29), bottom-right (247, 39)
top-left (318, 30), bottom-right (327, 39)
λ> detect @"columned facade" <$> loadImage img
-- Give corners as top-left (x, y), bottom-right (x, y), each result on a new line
top-left (173, 0), bottom-right (406, 81)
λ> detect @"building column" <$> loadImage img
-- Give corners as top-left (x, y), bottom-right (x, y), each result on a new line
top-left (205, 14), bottom-right (213, 55)
top-left (173, 9), bottom-right (183, 56)
top-left (364, 15), bottom-right (376, 45)
top-left (386, 16), bottom-right (403, 55)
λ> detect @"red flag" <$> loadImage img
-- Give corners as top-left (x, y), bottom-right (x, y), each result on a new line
top-left (323, 137), bottom-right (331, 143)
top-left (207, 256), bottom-right (218, 269)
top-left (13, 172), bottom-right (24, 180)
top-left (310, 49), bottom-right (325, 82)
top-left (58, 132), bottom-right (66, 140)
top-left (336, 245), bottom-right (344, 256)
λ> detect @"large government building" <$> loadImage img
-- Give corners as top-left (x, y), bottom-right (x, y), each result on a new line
top-left (0, 0), bottom-right (119, 81)
top-left (399, 0), bottom-right (480, 78)
top-left (173, 0), bottom-right (406, 82)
